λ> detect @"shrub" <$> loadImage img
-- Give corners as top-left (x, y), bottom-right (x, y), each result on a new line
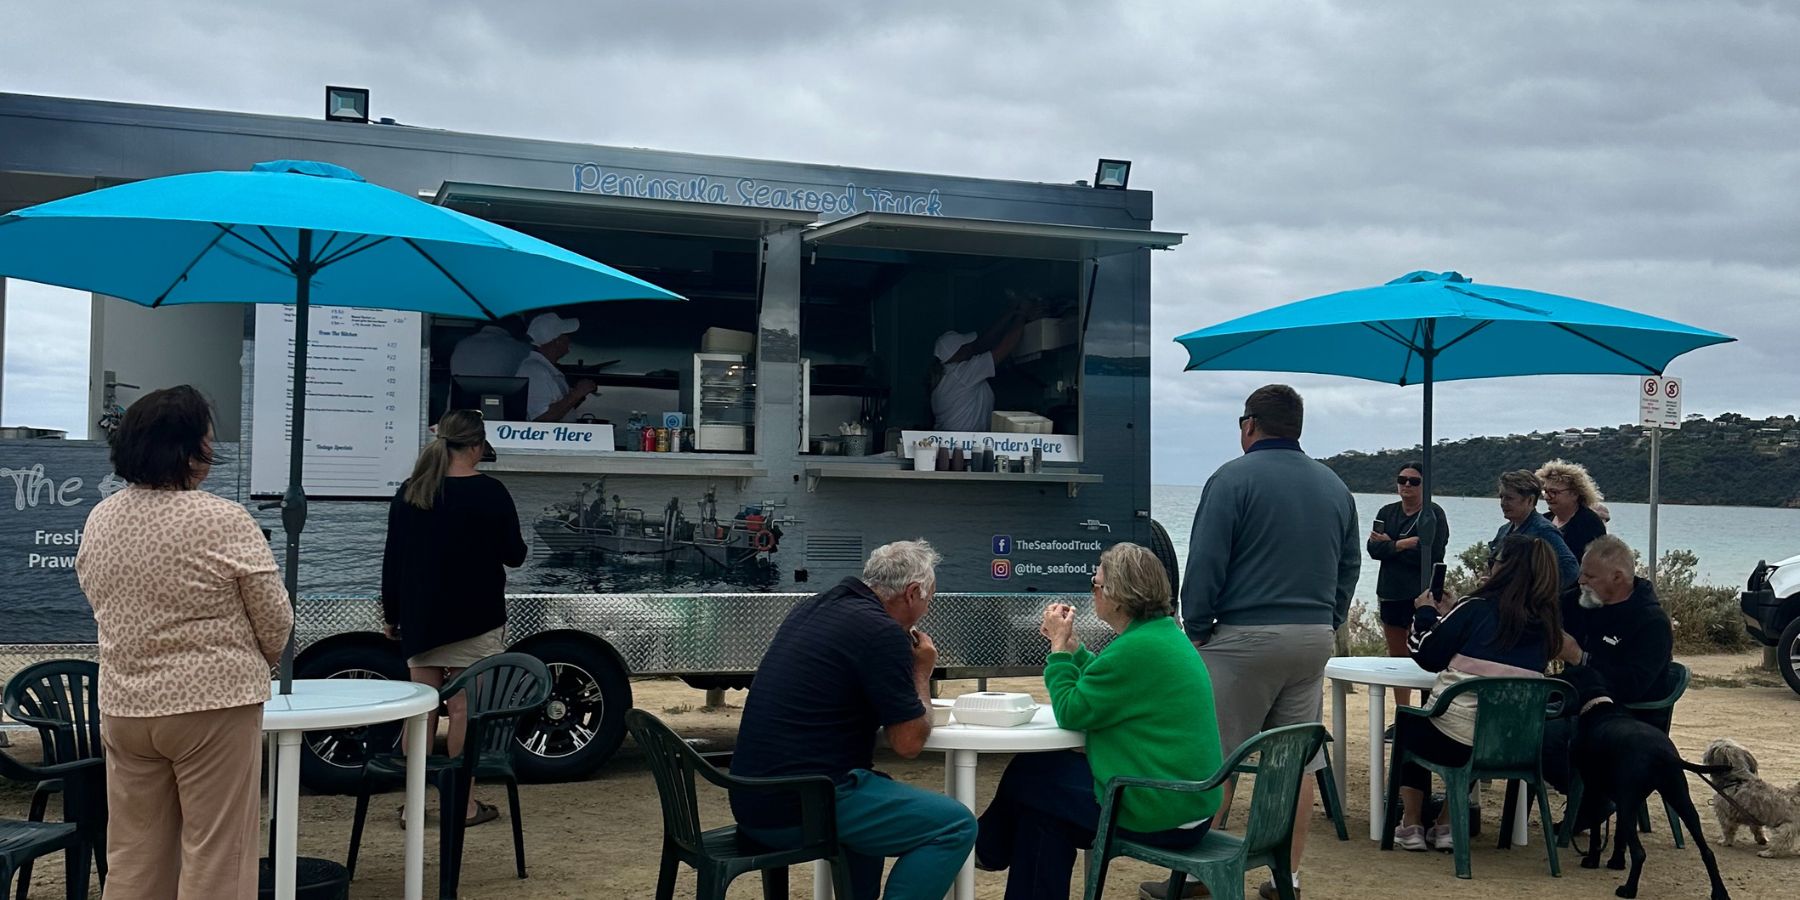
top-left (1653, 549), bottom-right (1755, 654)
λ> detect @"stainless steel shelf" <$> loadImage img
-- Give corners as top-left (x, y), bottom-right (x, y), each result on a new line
top-left (803, 462), bottom-right (1102, 498)
top-left (484, 452), bottom-right (765, 488)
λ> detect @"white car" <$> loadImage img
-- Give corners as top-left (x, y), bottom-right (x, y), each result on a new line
top-left (1741, 554), bottom-right (1800, 696)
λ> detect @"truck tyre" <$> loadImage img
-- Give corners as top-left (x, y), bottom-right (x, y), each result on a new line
top-left (295, 641), bottom-right (411, 795)
top-left (1149, 518), bottom-right (1182, 607)
top-left (1779, 617), bottom-right (1800, 698)
top-left (510, 634), bottom-right (632, 782)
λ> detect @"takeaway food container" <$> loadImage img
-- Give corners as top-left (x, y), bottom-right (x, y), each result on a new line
top-left (951, 692), bottom-right (1039, 727)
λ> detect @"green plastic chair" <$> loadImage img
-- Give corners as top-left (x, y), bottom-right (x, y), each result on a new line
top-left (1217, 735), bottom-right (1349, 842)
top-left (1556, 661), bottom-right (1690, 851)
top-left (1380, 676), bottom-right (1572, 879)
top-left (625, 709), bottom-right (853, 900)
top-left (1084, 723), bottom-right (1327, 900)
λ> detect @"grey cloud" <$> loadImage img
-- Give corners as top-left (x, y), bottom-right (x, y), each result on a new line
top-left (3, 1), bottom-right (1796, 480)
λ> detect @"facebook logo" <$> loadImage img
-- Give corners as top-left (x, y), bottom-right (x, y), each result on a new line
top-left (992, 535), bottom-right (1012, 556)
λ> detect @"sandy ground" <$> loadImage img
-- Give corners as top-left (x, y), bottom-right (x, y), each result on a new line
top-left (4, 652), bottom-right (1796, 899)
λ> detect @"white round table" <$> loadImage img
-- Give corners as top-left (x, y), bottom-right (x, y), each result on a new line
top-left (811, 705), bottom-right (1085, 900)
top-left (930, 706), bottom-right (1086, 900)
top-left (1324, 657), bottom-right (1531, 847)
top-left (263, 679), bottom-right (439, 900)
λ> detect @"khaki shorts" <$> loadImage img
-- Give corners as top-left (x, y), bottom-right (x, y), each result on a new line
top-left (408, 626), bottom-right (507, 669)
top-left (1199, 624), bottom-right (1335, 772)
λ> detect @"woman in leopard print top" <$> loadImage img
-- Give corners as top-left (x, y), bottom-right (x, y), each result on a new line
top-left (76, 385), bottom-right (292, 899)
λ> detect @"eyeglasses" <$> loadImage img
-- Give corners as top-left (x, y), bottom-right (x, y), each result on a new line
top-left (1543, 487), bottom-right (1568, 498)
top-left (1238, 414), bottom-right (1255, 426)
top-left (1395, 476), bottom-right (1422, 487)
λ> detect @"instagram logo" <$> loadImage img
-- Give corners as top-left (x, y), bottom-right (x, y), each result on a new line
top-left (991, 559), bottom-right (1012, 580)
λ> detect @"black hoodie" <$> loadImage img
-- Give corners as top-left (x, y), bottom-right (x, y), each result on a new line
top-left (1583, 577), bottom-right (1676, 711)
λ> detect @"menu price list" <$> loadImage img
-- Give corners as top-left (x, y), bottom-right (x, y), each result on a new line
top-left (250, 304), bottom-right (423, 498)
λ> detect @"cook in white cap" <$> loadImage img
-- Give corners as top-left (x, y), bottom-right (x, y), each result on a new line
top-left (515, 311), bottom-right (597, 422)
top-left (929, 296), bottom-right (1038, 432)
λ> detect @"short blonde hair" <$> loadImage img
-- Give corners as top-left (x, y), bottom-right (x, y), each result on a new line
top-left (1097, 543), bottom-right (1173, 621)
top-left (1536, 459), bottom-right (1604, 508)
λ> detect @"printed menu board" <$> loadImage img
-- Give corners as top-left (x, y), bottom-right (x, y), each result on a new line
top-left (250, 304), bottom-right (422, 498)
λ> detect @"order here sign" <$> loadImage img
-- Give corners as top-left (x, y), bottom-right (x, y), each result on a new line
top-left (1638, 376), bottom-right (1682, 430)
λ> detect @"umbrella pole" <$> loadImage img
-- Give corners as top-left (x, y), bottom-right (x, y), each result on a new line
top-left (277, 229), bottom-right (315, 695)
top-left (1419, 323), bottom-right (1437, 598)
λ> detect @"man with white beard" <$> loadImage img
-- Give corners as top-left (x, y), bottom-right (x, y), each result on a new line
top-left (1543, 534), bottom-right (1678, 800)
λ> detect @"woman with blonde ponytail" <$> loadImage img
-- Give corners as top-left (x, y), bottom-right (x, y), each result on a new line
top-left (380, 409), bottom-right (527, 827)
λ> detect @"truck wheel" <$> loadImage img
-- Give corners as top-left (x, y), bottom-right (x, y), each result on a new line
top-left (1779, 617), bottom-right (1800, 697)
top-left (510, 635), bottom-right (632, 782)
top-left (1149, 519), bottom-right (1182, 606)
top-left (295, 641), bottom-right (411, 795)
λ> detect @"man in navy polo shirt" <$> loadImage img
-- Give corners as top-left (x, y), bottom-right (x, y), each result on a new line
top-left (732, 540), bottom-right (974, 900)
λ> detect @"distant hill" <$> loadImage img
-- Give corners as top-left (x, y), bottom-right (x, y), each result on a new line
top-left (1321, 413), bottom-right (1800, 508)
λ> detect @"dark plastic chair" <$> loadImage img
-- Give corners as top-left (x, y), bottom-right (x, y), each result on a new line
top-left (1380, 676), bottom-right (1572, 879)
top-left (1085, 723), bottom-right (1327, 900)
top-left (345, 653), bottom-right (550, 900)
top-left (625, 709), bottom-right (854, 900)
top-left (1218, 734), bottom-right (1348, 842)
top-left (2, 659), bottom-right (106, 899)
top-left (1557, 661), bottom-right (1691, 850)
top-left (0, 750), bottom-right (100, 900)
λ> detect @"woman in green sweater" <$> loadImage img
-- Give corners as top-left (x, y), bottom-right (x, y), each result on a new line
top-left (975, 543), bottom-right (1224, 900)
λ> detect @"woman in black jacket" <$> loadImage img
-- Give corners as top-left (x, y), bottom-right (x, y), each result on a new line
top-left (1367, 461), bottom-right (1449, 710)
top-left (382, 409), bottom-right (528, 826)
top-left (1536, 459), bottom-right (1607, 643)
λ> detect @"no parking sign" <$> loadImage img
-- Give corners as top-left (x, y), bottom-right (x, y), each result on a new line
top-left (1638, 375), bottom-right (1682, 429)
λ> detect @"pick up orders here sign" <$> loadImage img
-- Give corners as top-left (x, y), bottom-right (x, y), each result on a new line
top-left (899, 431), bottom-right (1080, 463)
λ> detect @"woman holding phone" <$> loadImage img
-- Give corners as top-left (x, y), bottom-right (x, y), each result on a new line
top-left (1367, 461), bottom-right (1449, 713)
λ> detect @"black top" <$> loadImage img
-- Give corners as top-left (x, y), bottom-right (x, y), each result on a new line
top-left (380, 474), bottom-right (527, 660)
top-left (1366, 501), bottom-right (1450, 601)
top-left (729, 578), bottom-right (924, 828)
top-left (1553, 504), bottom-right (1608, 642)
top-left (1584, 577), bottom-right (1675, 708)
top-left (1409, 596), bottom-right (1553, 675)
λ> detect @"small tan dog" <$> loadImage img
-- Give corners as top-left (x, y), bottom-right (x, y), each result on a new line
top-left (1702, 738), bottom-right (1799, 858)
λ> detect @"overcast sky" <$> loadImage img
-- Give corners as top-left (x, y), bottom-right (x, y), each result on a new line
top-left (3, 0), bottom-right (1796, 483)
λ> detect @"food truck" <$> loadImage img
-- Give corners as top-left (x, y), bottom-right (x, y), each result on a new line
top-left (0, 92), bottom-right (1183, 790)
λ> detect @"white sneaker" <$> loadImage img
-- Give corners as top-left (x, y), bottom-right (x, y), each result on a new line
top-left (1426, 823), bottom-right (1456, 851)
top-left (1393, 824), bottom-right (1428, 851)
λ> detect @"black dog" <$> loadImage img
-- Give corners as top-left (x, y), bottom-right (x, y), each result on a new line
top-left (1559, 665), bottom-right (1730, 899)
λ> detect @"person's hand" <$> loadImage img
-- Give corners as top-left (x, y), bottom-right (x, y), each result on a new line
top-left (571, 379), bottom-right (598, 400)
top-left (1557, 634), bottom-right (1584, 665)
top-left (1042, 604), bottom-right (1077, 652)
top-left (910, 629), bottom-right (938, 673)
top-left (1369, 530), bottom-right (1392, 543)
top-left (1396, 537), bottom-right (1421, 551)
top-left (1413, 590), bottom-right (1438, 610)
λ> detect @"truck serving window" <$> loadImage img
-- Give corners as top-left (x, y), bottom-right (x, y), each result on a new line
top-left (428, 186), bottom-right (813, 454)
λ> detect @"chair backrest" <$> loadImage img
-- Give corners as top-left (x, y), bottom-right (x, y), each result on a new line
top-left (1436, 676), bottom-right (1573, 772)
top-left (1230, 723), bottom-right (1329, 858)
top-left (441, 653), bottom-right (550, 768)
top-left (626, 709), bottom-right (711, 853)
top-left (3, 659), bottom-right (102, 764)
top-left (1627, 661), bottom-right (1689, 711)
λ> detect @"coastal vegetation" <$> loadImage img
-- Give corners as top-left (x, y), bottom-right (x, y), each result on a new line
top-left (1322, 413), bottom-right (1800, 508)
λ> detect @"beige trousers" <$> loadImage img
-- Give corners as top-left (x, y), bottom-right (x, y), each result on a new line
top-left (101, 703), bottom-right (264, 900)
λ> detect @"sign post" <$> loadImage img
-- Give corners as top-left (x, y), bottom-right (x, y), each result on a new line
top-left (1638, 375), bottom-right (1682, 583)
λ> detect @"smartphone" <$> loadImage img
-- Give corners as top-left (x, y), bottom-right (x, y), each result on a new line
top-left (1430, 562), bottom-right (1448, 600)
top-left (1372, 518), bottom-right (1385, 532)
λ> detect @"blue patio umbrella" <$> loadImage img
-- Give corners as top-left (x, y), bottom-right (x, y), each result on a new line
top-left (1174, 270), bottom-right (1734, 593)
top-left (0, 160), bottom-right (684, 690)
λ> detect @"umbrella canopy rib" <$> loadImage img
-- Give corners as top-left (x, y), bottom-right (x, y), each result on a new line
top-left (149, 227), bottom-right (233, 307)
top-left (1184, 329), bottom-right (1279, 369)
top-left (403, 237), bottom-right (500, 321)
top-left (1551, 322), bottom-right (1661, 374)
top-left (315, 234), bottom-right (390, 270)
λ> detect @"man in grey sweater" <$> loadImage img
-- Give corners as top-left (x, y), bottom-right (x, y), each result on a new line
top-left (1153, 384), bottom-right (1358, 900)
